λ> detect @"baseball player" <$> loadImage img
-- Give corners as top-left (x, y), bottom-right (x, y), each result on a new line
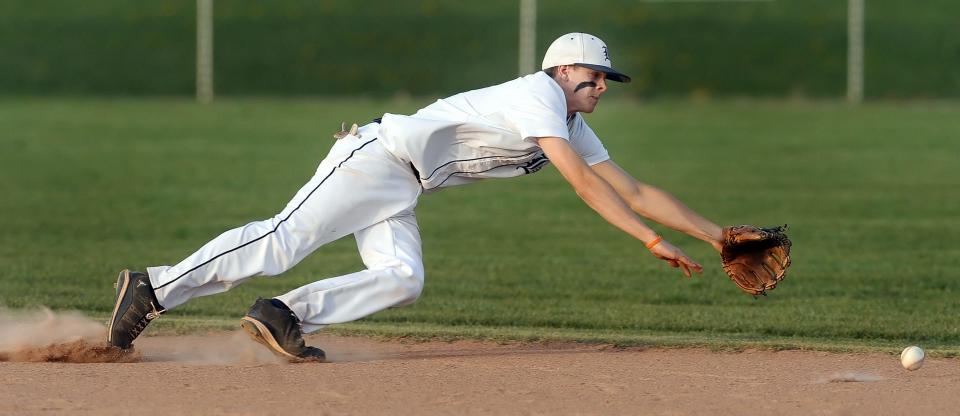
top-left (108, 33), bottom-right (725, 361)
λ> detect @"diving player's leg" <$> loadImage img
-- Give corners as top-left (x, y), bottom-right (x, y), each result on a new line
top-left (274, 211), bottom-right (424, 333)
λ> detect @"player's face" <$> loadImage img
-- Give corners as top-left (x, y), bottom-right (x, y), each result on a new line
top-left (559, 65), bottom-right (608, 115)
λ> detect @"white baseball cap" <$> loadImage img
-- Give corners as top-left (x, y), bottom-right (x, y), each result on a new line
top-left (541, 32), bottom-right (631, 83)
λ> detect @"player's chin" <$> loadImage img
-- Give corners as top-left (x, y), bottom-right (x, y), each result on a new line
top-left (582, 100), bottom-right (599, 113)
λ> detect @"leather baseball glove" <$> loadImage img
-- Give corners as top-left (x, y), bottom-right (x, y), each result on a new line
top-left (720, 225), bottom-right (792, 296)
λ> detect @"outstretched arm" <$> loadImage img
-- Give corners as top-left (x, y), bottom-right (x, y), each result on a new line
top-left (591, 160), bottom-right (723, 252)
top-left (538, 137), bottom-right (703, 277)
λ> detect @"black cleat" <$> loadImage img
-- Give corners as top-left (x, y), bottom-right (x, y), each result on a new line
top-left (240, 298), bottom-right (326, 362)
top-left (107, 269), bottom-right (165, 349)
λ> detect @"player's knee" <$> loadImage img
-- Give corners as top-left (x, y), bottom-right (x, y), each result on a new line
top-left (386, 261), bottom-right (424, 307)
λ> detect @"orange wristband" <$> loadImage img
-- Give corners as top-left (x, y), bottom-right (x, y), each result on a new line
top-left (645, 235), bottom-right (663, 250)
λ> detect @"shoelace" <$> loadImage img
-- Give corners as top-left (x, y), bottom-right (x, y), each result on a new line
top-left (127, 302), bottom-right (164, 338)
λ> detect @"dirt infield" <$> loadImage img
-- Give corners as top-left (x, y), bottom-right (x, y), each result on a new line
top-left (0, 331), bottom-right (957, 415)
top-left (1, 310), bottom-right (958, 415)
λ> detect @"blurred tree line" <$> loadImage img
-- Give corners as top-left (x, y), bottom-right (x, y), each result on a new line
top-left (1, 0), bottom-right (957, 99)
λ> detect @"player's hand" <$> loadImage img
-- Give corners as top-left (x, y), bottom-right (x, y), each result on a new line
top-left (647, 240), bottom-right (703, 278)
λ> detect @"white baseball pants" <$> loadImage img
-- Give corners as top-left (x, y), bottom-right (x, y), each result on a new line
top-left (146, 124), bottom-right (424, 333)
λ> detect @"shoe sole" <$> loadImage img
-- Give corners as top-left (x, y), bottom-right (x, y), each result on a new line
top-left (107, 270), bottom-right (131, 346)
top-left (240, 316), bottom-right (300, 360)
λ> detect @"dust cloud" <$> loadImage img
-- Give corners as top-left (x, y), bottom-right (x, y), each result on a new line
top-left (0, 308), bottom-right (289, 364)
top-left (0, 307), bottom-right (138, 363)
top-left (0, 307), bottom-right (346, 364)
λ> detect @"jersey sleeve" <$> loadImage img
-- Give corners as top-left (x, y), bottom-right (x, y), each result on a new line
top-left (506, 77), bottom-right (571, 142)
top-left (568, 115), bottom-right (610, 166)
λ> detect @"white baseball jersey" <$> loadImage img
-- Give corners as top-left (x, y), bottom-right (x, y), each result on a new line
top-left (378, 71), bottom-right (610, 190)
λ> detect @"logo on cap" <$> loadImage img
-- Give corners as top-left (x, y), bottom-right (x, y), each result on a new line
top-left (602, 46), bottom-right (610, 63)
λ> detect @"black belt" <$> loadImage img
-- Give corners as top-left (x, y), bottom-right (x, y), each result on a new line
top-left (409, 162), bottom-right (421, 182)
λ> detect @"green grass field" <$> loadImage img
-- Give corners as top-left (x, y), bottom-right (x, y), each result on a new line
top-left (3, 0), bottom-right (959, 98)
top-left (1, 97), bottom-right (958, 354)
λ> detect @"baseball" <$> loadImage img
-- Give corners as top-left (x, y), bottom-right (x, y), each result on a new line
top-left (900, 345), bottom-right (925, 371)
